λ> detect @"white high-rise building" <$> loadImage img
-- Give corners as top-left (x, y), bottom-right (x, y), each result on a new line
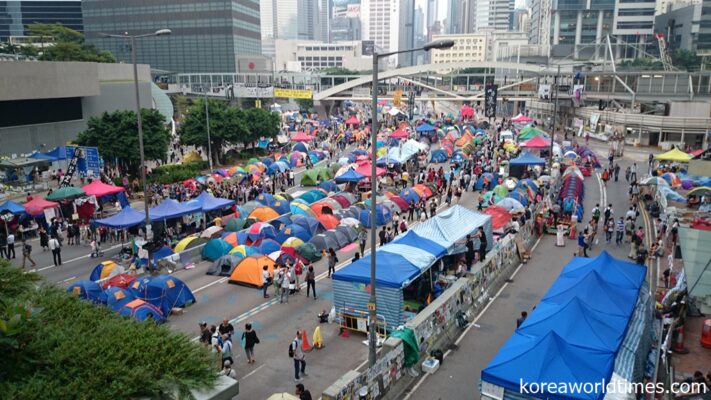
top-left (462, 0), bottom-right (514, 32)
top-left (362, 0), bottom-right (401, 66)
top-left (260, 0), bottom-right (320, 40)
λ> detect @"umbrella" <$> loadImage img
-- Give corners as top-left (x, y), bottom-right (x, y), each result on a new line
top-left (46, 186), bottom-right (86, 201)
top-left (687, 186), bottom-right (711, 197)
top-left (640, 177), bottom-right (670, 187)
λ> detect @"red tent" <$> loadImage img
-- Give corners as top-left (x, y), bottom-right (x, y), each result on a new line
top-left (24, 198), bottom-right (59, 216)
top-left (101, 273), bottom-right (137, 289)
top-left (389, 129), bottom-right (409, 139)
top-left (511, 113), bottom-right (533, 123)
top-left (484, 205), bottom-right (512, 230)
top-left (82, 180), bottom-right (125, 197)
top-left (521, 135), bottom-right (551, 149)
top-left (345, 116), bottom-right (360, 125)
top-left (461, 104), bottom-right (475, 119)
top-left (291, 132), bottom-right (312, 142)
top-left (356, 162), bottom-right (386, 177)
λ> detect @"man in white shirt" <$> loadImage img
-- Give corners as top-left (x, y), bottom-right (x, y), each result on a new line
top-left (6, 232), bottom-right (15, 259)
top-left (49, 237), bottom-right (61, 266)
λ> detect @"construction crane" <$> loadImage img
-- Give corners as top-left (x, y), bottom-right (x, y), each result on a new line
top-left (655, 32), bottom-right (674, 71)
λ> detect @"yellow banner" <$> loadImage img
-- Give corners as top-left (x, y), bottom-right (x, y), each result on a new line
top-left (273, 88), bottom-right (313, 99)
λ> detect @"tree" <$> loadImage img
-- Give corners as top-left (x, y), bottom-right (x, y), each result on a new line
top-left (179, 99), bottom-right (249, 166)
top-left (671, 49), bottom-right (701, 71)
top-left (295, 98), bottom-right (314, 110)
top-left (0, 261), bottom-right (218, 399)
top-left (76, 109), bottom-right (170, 173)
top-left (243, 108), bottom-right (281, 150)
top-left (26, 23), bottom-right (116, 63)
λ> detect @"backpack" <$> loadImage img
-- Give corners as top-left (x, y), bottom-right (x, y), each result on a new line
top-left (288, 341), bottom-right (295, 358)
top-left (400, 221), bottom-right (407, 231)
top-left (592, 208), bottom-right (600, 219)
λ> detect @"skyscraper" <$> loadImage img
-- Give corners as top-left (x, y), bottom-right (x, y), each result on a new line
top-left (332, 0), bottom-right (362, 42)
top-left (82, 0), bottom-right (262, 73)
top-left (399, 0), bottom-right (416, 66)
top-left (448, 0), bottom-right (464, 33)
top-left (318, 0), bottom-right (333, 42)
top-left (362, 0), bottom-right (400, 65)
top-left (699, 0), bottom-right (711, 54)
top-left (462, 0), bottom-right (514, 32)
top-left (0, 0), bottom-right (83, 40)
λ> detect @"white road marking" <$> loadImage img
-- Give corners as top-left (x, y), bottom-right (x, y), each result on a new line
top-left (31, 243), bottom-right (124, 272)
top-left (193, 277), bottom-right (228, 293)
top-left (57, 276), bottom-right (77, 284)
top-left (241, 364), bottom-right (266, 380)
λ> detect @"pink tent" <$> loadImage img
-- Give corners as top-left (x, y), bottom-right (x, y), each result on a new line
top-left (356, 162), bottom-right (386, 177)
top-left (291, 132), bottom-right (312, 142)
top-left (461, 104), bottom-right (475, 119)
top-left (511, 113), bottom-right (533, 123)
top-left (24, 198), bottom-right (59, 216)
top-left (521, 135), bottom-right (551, 149)
top-left (389, 129), bottom-right (409, 139)
top-left (345, 116), bottom-right (360, 125)
top-left (82, 180), bottom-right (125, 197)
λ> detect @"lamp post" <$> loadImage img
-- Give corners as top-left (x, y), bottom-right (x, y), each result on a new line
top-left (203, 85), bottom-right (214, 171)
top-left (549, 64), bottom-right (560, 172)
top-left (368, 39), bottom-right (454, 367)
top-left (100, 29), bottom-right (171, 269)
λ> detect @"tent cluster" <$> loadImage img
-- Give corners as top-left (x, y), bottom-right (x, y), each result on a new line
top-left (333, 206), bottom-right (493, 329)
top-left (429, 125), bottom-right (489, 164)
top-left (68, 271), bottom-right (196, 324)
top-left (559, 167), bottom-right (585, 221)
top-left (482, 252), bottom-right (651, 400)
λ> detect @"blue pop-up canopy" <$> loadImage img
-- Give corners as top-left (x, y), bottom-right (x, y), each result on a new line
top-left (333, 252), bottom-right (420, 288)
top-left (334, 169), bottom-right (366, 183)
top-left (189, 191), bottom-right (235, 212)
top-left (416, 123), bottom-right (436, 132)
top-left (149, 199), bottom-right (201, 221)
top-left (0, 200), bottom-right (26, 215)
top-left (510, 151), bottom-right (546, 166)
top-left (94, 207), bottom-right (145, 229)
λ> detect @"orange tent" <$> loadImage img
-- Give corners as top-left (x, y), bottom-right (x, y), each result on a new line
top-left (318, 214), bottom-right (340, 230)
top-left (222, 232), bottom-right (239, 247)
top-left (228, 255), bottom-right (275, 287)
top-left (413, 184), bottom-right (434, 198)
top-left (455, 132), bottom-right (473, 147)
top-left (249, 206), bottom-right (279, 222)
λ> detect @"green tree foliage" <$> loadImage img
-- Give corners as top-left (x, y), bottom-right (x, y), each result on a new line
top-left (76, 109), bottom-right (170, 173)
top-left (617, 57), bottom-right (662, 70)
top-left (179, 100), bottom-right (280, 163)
top-left (0, 261), bottom-right (218, 399)
top-left (26, 23), bottom-right (116, 63)
top-left (295, 98), bottom-right (314, 110)
top-left (149, 161), bottom-right (209, 184)
top-left (671, 49), bottom-right (702, 71)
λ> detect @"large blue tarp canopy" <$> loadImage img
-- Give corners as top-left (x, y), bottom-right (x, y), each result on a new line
top-left (416, 123), bottom-right (436, 132)
top-left (0, 200), bottom-right (27, 215)
top-left (149, 199), bottom-right (201, 221)
top-left (333, 252), bottom-right (420, 288)
top-left (94, 207), bottom-right (145, 229)
top-left (335, 169), bottom-right (366, 183)
top-left (481, 252), bottom-right (646, 400)
top-left (411, 205), bottom-right (492, 251)
top-left (188, 191), bottom-right (235, 212)
top-left (510, 151), bottom-right (546, 166)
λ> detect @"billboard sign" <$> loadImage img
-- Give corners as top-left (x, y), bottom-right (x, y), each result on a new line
top-left (233, 84), bottom-right (273, 98)
top-left (362, 40), bottom-right (375, 56)
top-left (346, 4), bottom-right (361, 17)
top-left (273, 88), bottom-right (313, 99)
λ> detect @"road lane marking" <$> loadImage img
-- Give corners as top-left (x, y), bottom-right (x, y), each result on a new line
top-left (31, 243), bottom-right (125, 272)
top-left (242, 364), bottom-right (265, 380)
top-left (57, 276), bottom-right (77, 284)
top-left (193, 277), bottom-right (228, 293)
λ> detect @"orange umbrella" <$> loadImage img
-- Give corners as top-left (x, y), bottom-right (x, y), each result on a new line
top-left (318, 214), bottom-right (340, 230)
top-left (249, 206), bottom-right (280, 222)
top-left (414, 184), bottom-right (434, 197)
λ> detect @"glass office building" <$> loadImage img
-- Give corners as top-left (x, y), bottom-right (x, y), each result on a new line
top-left (699, 0), bottom-right (711, 55)
top-left (0, 0), bottom-right (83, 41)
top-left (551, 0), bottom-right (615, 57)
top-left (82, 0), bottom-right (262, 73)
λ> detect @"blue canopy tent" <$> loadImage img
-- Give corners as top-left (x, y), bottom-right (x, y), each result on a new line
top-left (0, 200), bottom-right (27, 215)
top-left (481, 252), bottom-right (649, 400)
top-left (118, 299), bottom-right (166, 323)
top-left (140, 275), bottom-right (196, 316)
top-left (149, 199), bottom-right (201, 222)
top-left (430, 149), bottom-right (449, 163)
top-left (334, 169), bottom-right (366, 183)
top-left (416, 123), bottom-right (436, 132)
top-left (94, 207), bottom-right (145, 229)
top-left (509, 152), bottom-right (546, 178)
top-left (190, 192), bottom-right (235, 212)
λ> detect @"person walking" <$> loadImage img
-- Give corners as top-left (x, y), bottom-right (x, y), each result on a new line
top-left (279, 266), bottom-right (291, 304)
top-left (615, 217), bottom-right (625, 245)
top-left (378, 228), bottom-right (386, 247)
top-left (577, 230), bottom-right (588, 257)
top-left (49, 236), bottom-right (62, 266)
top-left (241, 323), bottom-right (260, 364)
top-left (6, 232), bottom-right (15, 259)
top-left (262, 265), bottom-right (271, 298)
top-left (39, 227), bottom-right (49, 251)
top-left (630, 162), bottom-right (637, 182)
top-left (358, 229), bottom-right (367, 255)
top-left (475, 227), bottom-right (488, 262)
top-left (305, 265), bottom-right (316, 299)
top-left (605, 218), bottom-right (614, 244)
top-left (21, 239), bottom-right (36, 269)
top-left (291, 330), bottom-right (307, 382)
top-left (613, 163), bottom-right (620, 182)
top-left (327, 248), bottom-right (337, 278)
top-left (220, 333), bottom-right (233, 368)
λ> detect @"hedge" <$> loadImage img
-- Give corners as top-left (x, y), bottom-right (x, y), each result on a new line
top-left (0, 262), bottom-right (218, 400)
top-left (148, 160), bottom-right (209, 184)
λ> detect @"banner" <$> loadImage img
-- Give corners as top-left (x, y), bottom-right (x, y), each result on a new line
top-left (362, 40), bottom-right (375, 56)
top-left (334, 0), bottom-right (360, 18)
top-left (346, 4), bottom-right (361, 17)
top-left (60, 147), bottom-right (83, 187)
top-left (485, 84), bottom-right (497, 118)
top-left (538, 84), bottom-right (550, 100)
top-left (233, 84), bottom-right (273, 98)
top-left (572, 84), bottom-right (584, 107)
top-left (273, 88), bottom-right (313, 99)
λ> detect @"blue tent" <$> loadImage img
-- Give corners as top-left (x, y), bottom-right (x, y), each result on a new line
top-left (416, 123), bottom-right (436, 132)
top-left (67, 280), bottom-right (103, 303)
top-left (118, 299), bottom-right (166, 323)
top-left (392, 231), bottom-right (447, 260)
top-left (430, 149), bottom-right (449, 163)
top-left (276, 224), bottom-right (312, 244)
top-left (481, 252), bottom-right (646, 400)
top-left (292, 142), bottom-right (309, 153)
top-left (258, 238), bottom-right (281, 254)
top-left (507, 191), bottom-right (529, 206)
top-left (269, 200), bottom-right (291, 215)
top-left (475, 173), bottom-right (498, 190)
top-left (101, 287), bottom-right (136, 311)
top-left (29, 152), bottom-right (59, 161)
top-left (451, 151), bottom-right (466, 163)
top-left (138, 245), bottom-right (174, 267)
top-left (0, 200), bottom-right (26, 217)
top-left (127, 277), bottom-right (153, 298)
top-left (256, 193), bottom-right (276, 207)
top-left (270, 215), bottom-right (293, 231)
top-left (399, 189), bottom-right (421, 204)
top-left (334, 169), bottom-right (366, 183)
top-left (516, 178), bottom-right (539, 193)
top-left (510, 151), bottom-right (546, 166)
top-left (359, 204), bottom-right (392, 228)
top-left (319, 180), bottom-right (338, 192)
top-left (190, 192), bottom-right (235, 212)
top-left (292, 216), bottom-right (323, 236)
top-left (268, 161), bottom-right (290, 174)
top-left (139, 275), bottom-right (196, 316)
top-left (299, 190), bottom-right (327, 204)
top-left (149, 199), bottom-right (201, 221)
top-left (333, 252), bottom-right (420, 288)
top-left (376, 157), bottom-right (400, 166)
top-left (202, 238), bottom-right (233, 261)
top-left (94, 207), bottom-right (145, 229)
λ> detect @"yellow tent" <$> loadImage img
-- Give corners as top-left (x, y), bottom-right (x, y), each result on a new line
top-left (654, 148), bottom-right (692, 162)
top-left (174, 236), bottom-right (198, 252)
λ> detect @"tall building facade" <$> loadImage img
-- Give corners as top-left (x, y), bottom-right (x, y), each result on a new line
top-left (318, 0), bottom-right (332, 42)
top-left (697, 0), bottom-right (711, 54)
top-left (332, 0), bottom-right (361, 41)
top-left (82, 0), bottom-right (262, 73)
top-left (362, 0), bottom-right (400, 66)
top-left (399, 0), bottom-right (416, 66)
top-left (612, 0), bottom-right (656, 54)
top-left (463, 0), bottom-right (515, 32)
top-left (0, 0), bottom-right (83, 40)
top-left (448, 0), bottom-right (464, 33)
top-left (549, 0), bottom-right (615, 58)
top-left (655, 3), bottom-right (701, 52)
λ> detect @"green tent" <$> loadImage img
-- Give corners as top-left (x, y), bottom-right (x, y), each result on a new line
top-left (300, 170), bottom-right (320, 186)
top-left (329, 163), bottom-right (341, 175)
top-left (247, 157), bottom-right (260, 165)
top-left (224, 218), bottom-right (246, 232)
top-left (46, 186), bottom-right (86, 201)
top-left (296, 242), bottom-right (322, 262)
top-left (517, 127), bottom-right (549, 141)
top-left (493, 184), bottom-right (509, 198)
top-left (389, 327), bottom-right (420, 368)
top-left (317, 167), bottom-right (332, 181)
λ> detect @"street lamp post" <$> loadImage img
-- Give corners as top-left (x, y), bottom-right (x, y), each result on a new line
top-left (549, 64), bottom-right (560, 172)
top-left (368, 39), bottom-right (454, 368)
top-left (204, 87), bottom-right (214, 171)
top-left (100, 29), bottom-right (171, 270)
